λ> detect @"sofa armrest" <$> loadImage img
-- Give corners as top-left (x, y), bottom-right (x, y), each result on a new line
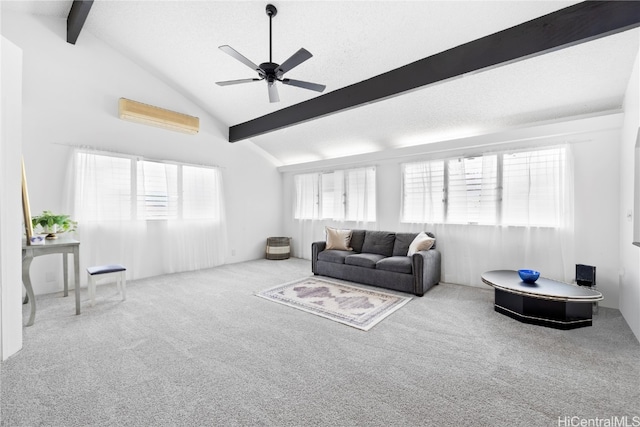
top-left (412, 249), bottom-right (441, 296)
top-left (311, 241), bottom-right (326, 274)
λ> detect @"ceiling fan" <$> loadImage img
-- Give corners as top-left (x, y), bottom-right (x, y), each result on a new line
top-left (215, 4), bottom-right (326, 103)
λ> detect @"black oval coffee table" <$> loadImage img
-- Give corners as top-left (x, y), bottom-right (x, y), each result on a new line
top-left (481, 270), bottom-right (603, 329)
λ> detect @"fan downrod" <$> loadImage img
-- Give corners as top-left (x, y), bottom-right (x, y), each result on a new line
top-left (266, 4), bottom-right (277, 62)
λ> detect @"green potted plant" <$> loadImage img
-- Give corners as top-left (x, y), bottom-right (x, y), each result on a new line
top-left (31, 210), bottom-right (77, 240)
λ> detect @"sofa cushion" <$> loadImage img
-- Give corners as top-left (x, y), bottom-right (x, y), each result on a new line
top-left (345, 253), bottom-right (386, 269)
top-left (408, 232), bottom-right (436, 256)
top-left (393, 233), bottom-right (419, 256)
top-left (361, 231), bottom-right (396, 257)
top-left (376, 256), bottom-right (413, 274)
top-left (350, 230), bottom-right (366, 253)
top-left (318, 250), bottom-right (352, 264)
top-left (325, 227), bottom-right (353, 251)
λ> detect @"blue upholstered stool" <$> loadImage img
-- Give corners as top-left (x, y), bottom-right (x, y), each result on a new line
top-left (87, 264), bottom-right (127, 306)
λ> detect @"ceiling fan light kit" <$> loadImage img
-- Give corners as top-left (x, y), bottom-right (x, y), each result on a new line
top-left (216, 3), bottom-right (326, 103)
top-left (118, 98), bottom-right (200, 134)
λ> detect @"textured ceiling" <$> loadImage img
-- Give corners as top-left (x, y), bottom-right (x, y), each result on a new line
top-left (4, 1), bottom-right (639, 166)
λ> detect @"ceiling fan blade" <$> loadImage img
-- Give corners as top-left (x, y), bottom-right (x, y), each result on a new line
top-left (268, 81), bottom-right (280, 103)
top-left (276, 48), bottom-right (312, 76)
top-left (282, 79), bottom-right (326, 92)
top-left (216, 78), bottom-right (262, 86)
top-left (219, 45), bottom-right (260, 72)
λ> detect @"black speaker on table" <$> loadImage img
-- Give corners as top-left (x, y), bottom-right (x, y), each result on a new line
top-left (576, 264), bottom-right (596, 287)
top-left (576, 264), bottom-right (598, 314)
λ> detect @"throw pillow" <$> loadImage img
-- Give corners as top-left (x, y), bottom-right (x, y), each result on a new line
top-left (393, 233), bottom-right (419, 256)
top-left (325, 227), bottom-right (353, 251)
top-left (361, 231), bottom-right (396, 257)
top-left (407, 232), bottom-right (435, 256)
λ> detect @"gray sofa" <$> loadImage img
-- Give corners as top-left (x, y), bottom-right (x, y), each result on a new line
top-left (311, 230), bottom-right (441, 296)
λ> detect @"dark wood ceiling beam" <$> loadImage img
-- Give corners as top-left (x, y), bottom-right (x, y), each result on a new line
top-left (229, 1), bottom-right (640, 143)
top-left (67, 0), bottom-right (94, 45)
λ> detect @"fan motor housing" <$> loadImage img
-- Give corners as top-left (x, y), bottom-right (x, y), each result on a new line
top-left (260, 62), bottom-right (280, 81)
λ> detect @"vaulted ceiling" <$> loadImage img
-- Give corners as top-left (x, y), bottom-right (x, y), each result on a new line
top-left (4, 1), bottom-right (640, 166)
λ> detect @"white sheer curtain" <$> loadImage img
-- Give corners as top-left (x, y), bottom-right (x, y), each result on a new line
top-left (292, 167), bottom-right (377, 259)
top-left (446, 155), bottom-right (499, 224)
top-left (402, 160), bottom-right (445, 223)
top-left (344, 167), bottom-right (376, 222)
top-left (293, 173), bottom-right (322, 259)
top-left (71, 149), bottom-right (148, 282)
top-left (400, 144), bottom-right (575, 286)
top-left (399, 223), bottom-right (574, 287)
top-left (502, 148), bottom-right (567, 227)
top-left (294, 173), bottom-right (319, 220)
top-left (163, 166), bottom-right (227, 272)
top-left (328, 171), bottom-right (344, 220)
top-left (70, 148), bottom-right (227, 282)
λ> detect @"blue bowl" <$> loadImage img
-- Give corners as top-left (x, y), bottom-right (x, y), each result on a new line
top-left (518, 269), bottom-right (540, 283)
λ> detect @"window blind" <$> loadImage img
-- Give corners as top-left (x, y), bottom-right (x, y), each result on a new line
top-left (401, 147), bottom-right (567, 227)
top-left (76, 151), bottom-right (222, 222)
top-left (402, 160), bottom-right (445, 223)
top-left (294, 167), bottom-right (376, 221)
top-left (137, 160), bottom-right (178, 220)
top-left (321, 172), bottom-right (336, 219)
top-left (447, 156), bottom-right (498, 225)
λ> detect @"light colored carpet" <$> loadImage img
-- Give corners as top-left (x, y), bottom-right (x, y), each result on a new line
top-left (1, 258), bottom-right (639, 427)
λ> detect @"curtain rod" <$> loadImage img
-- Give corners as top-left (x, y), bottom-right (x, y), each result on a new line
top-left (50, 142), bottom-right (225, 169)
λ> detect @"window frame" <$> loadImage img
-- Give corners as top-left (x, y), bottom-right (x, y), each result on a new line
top-left (294, 166), bottom-right (377, 222)
top-left (76, 150), bottom-right (221, 222)
top-left (401, 146), bottom-right (567, 227)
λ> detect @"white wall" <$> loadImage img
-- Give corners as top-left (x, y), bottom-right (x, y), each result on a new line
top-left (1, 11), bottom-right (283, 296)
top-left (1, 36), bottom-right (24, 360)
top-left (619, 49), bottom-right (640, 341)
top-left (573, 130), bottom-right (621, 308)
top-left (281, 117), bottom-right (623, 308)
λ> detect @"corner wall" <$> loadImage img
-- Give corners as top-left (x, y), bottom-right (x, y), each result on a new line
top-left (0, 36), bottom-right (24, 360)
top-left (619, 49), bottom-right (640, 341)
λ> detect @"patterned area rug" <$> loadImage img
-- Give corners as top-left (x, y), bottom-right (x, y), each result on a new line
top-left (255, 276), bottom-right (412, 331)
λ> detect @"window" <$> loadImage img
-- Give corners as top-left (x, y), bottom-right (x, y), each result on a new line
top-left (344, 168), bottom-right (376, 221)
top-left (402, 161), bottom-right (444, 223)
top-left (294, 173), bottom-right (320, 220)
top-left (294, 167), bottom-right (376, 221)
top-left (137, 161), bottom-right (178, 220)
top-left (321, 172), bottom-right (338, 219)
top-left (182, 165), bottom-right (222, 220)
top-left (75, 151), bottom-right (222, 222)
top-left (502, 148), bottom-right (566, 227)
top-left (402, 147), bottom-right (567, 227)
top-left (446, 155), bottom-right (498, 225)
top-left (75, 152), bottom-right (132, 221)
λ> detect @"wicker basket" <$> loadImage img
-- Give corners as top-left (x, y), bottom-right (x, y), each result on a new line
top-left (266, 237), bottom-right (291, 260)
